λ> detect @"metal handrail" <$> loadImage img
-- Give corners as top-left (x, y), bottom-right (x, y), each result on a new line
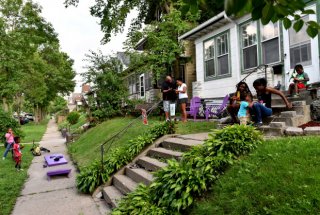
top-left (100, 101), bottom-right (162, 169)
top-left (241, 64), bottom-right (268, 83)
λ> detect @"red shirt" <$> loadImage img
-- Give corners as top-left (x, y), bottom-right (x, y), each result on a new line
top-left (13, 143), bottom-right (21, 157)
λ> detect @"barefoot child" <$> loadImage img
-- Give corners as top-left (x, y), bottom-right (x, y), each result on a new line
top-left (13, 136), bottom-right (22, 171)
top-left (237, 94), bottom-right (253, 125)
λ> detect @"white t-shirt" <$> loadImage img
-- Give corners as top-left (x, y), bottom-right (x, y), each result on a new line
top-left (178, 83), bottom-right (188, 99)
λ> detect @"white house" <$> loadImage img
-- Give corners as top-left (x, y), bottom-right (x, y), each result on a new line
top-left (179, 1), bottom-right (320, 99)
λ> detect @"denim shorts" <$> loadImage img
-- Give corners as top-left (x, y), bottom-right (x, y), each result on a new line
top-left (179, 98), bottom-right (188, 104)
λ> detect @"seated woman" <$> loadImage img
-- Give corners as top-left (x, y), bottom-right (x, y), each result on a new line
top-left (288, 64), bottom-right (309, 97)
top-left (227, 81), bottom-right (252, 123)
top-left (250, 78), bottom-right (292, 127)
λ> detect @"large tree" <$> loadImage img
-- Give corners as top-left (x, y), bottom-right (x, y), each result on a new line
top-left (0, 0), bottom-right (75, 122)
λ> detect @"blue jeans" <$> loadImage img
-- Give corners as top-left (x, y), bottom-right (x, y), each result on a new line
top-left (250, 103), bottom-right (272, 123)
top-left (3, 142), bottom-right (13, 158)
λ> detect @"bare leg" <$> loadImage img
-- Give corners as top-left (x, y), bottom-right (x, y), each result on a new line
top-left (181, 103), bottom-right (187, 122)
top-left (295, 83), bottom-right (298, 94)
top-left (165, 112), bottom-right (169, 120)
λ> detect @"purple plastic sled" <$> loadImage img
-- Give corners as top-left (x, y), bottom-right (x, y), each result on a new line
top-left (45, 154), bottom-right (68, 166)
top-left (47, 169), bottom-right (71, 181)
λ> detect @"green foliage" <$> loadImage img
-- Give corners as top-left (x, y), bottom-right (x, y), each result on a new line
top-left (76, 121), bottom-right (175, 193)
top-left (0, 109), bottom-right (24, 141)
top-left (67, 111), bottom-right (80, 125)
top-left (113, 125), bottom-right (263, 214)
top-left (224, 0), bottom-right (320, 38)
top-left (126, 8), bottom-right (196, 80)
top-left (0, 0), bottom-right (75, 118)
top-left (58, 120), bottom-right (70, 131)
top-left (82, 51), bottom-right (128, 121)
top-left (48, 96), bottom-right (68, 114)
top-left (113, 184), bottom-right (169, 215)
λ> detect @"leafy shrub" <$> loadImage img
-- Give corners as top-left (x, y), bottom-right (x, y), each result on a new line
top-left (58, 120), bottom-right (70, 131)
top-left (0, 110), bottom-right (24, 142)
top-left (113, 184), bottom-right (169, 215)
top-left (76, 121), bottom-right (175, 193)
top-left (113, 125), bottom-right (263, 214)
top-left (67, 111), bottom-right (80, 125)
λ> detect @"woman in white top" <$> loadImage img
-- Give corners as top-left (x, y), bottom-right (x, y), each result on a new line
top-left (176, 78), bottom-right (188, 122)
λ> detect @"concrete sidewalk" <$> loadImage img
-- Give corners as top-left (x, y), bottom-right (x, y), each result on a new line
top-left (12, 119), bottom-right (106, 215)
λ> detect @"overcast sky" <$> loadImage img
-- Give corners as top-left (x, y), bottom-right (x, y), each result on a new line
top-left (35, 0), bottom-right (136, 92)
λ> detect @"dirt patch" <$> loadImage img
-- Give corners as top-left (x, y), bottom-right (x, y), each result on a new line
top-left (298, 121), bottom-right (320, 130)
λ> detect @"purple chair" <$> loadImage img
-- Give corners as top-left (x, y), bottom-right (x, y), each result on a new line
top-left (205, 95), bottom-right (230, 120)
top-left (186, 97), bottom-right (202, 121)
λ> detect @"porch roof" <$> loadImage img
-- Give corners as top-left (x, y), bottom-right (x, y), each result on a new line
top-left (179, 12), bottom-right (232, 41)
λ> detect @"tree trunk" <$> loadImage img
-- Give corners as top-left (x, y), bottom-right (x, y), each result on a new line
top-left (2, 97), bottom-right (9, 112)
top-left (173, 55), bottom-right (180, 79)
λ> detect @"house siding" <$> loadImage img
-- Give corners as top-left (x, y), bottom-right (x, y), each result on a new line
top-left (192, 4), bottom-right (319, 99)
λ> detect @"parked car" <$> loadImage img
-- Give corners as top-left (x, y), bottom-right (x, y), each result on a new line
top-left (20, 116), bottom-right (29, 125)
top-left (25, 113), bottom-right (34, 121)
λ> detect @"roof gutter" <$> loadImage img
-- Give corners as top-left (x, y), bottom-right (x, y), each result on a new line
top-left (178, 11), bottom-right (227, 41)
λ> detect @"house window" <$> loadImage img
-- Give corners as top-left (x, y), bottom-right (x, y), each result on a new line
top-left (241, 21), bottom-right (258, 70)
top-left (289, 16), bottom-right (311, 68)
top-left (204, 39), bottom-right (215, 77)
top-left (139, 74), bottom-right (145, 98)
top-left (217, 34), bottom-right (229, 75)
top-left (261, 22), bottom-right (280, 65)
top-left (203, 32), bottom-right (230, 79)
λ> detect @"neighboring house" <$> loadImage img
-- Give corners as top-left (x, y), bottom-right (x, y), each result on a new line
top-left (67, 92), bottom-right (83, 111)
top-left (121, 38), bottom-right (197, 103)
top-left (179, 1), bottom-right (320, 99)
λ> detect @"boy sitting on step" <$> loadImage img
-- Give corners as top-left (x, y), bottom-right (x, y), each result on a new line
top-left (237, 94), bottom-right (253, 125)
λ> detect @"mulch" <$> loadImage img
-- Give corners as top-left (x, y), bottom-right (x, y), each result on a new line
top-left (298, 121), bottom-right (320, 130)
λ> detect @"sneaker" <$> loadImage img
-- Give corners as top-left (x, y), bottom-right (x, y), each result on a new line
top-left (253, 122), bottom-right (263, 127)
top-left (165, 118), bottom-right (170, 122)
top-left (293, 94), bottom-right (300, 98)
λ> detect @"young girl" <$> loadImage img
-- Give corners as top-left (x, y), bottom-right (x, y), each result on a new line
top-left (176, 78), bottom-right (188, 123)
top-left (227, 81), bottom-right (252, 123)
top-left (13, 136), bottom-right (23, 171)
top-left (238, 94), bottom-right (253, 125)
top-left (3, 128), bottom-right (14, 160)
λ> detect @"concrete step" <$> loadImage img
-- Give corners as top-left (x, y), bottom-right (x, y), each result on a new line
top-left (148, 147), bottom-right (183, 159)
top-left (125, 167), bottom-right (153, 186)
top-left (285, 127), bottom-right (304, 136)
top-left (102, 186), bottom-right (124, 208)
top-left (259, 126), bottom-right (285, 136)
top-left (136, 156), bottom-right (167, 171)
top-left (161, 138), bottom-right (203, 152)
top-left (269, 122), bottom-right (286, 128)
top-left (113, 175), bottom-right (138, 195)
top-left (280, 111), bottom-right (297, 117)
top-left (273, 115), bottom-right (305, 127)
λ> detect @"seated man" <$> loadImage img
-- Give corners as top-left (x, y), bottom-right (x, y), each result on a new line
top-left (288, 64), bottom-right (309, 97)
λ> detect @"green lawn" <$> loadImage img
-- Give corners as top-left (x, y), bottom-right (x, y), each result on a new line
top-left (21, 118), bottom-right (49, 143)
top-left (70, 114), bottom-right (87, 133)
top-left (0, 145), bottom-right (34, 215)
top-left (68, 117), bottom-right (215, 170)
top-left (188, 136), bottom-right (320, 215)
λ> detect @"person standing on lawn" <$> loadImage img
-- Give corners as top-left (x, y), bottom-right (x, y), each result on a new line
top-left (176, 78), bottom-right (188, 123)
top-left (161, 75), bottom-right (177, 121)
top-left (13, 136), bottom-right (23, 171)
top-left (3, 128), bottom-right (14, 160)
top-left (250, 78), bottom-right (292, 127)
top-left (288, 64), bottom-right (309, 97)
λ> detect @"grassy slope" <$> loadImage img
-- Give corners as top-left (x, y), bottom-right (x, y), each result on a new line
top-left (188, 136), bottom-right (320, 215)
top-left (21, 118), bottom-right (49, 143)
top-left (68, 117), bottom-right (216, 170)
top-left (70, 114), bottom-right (87, 133)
